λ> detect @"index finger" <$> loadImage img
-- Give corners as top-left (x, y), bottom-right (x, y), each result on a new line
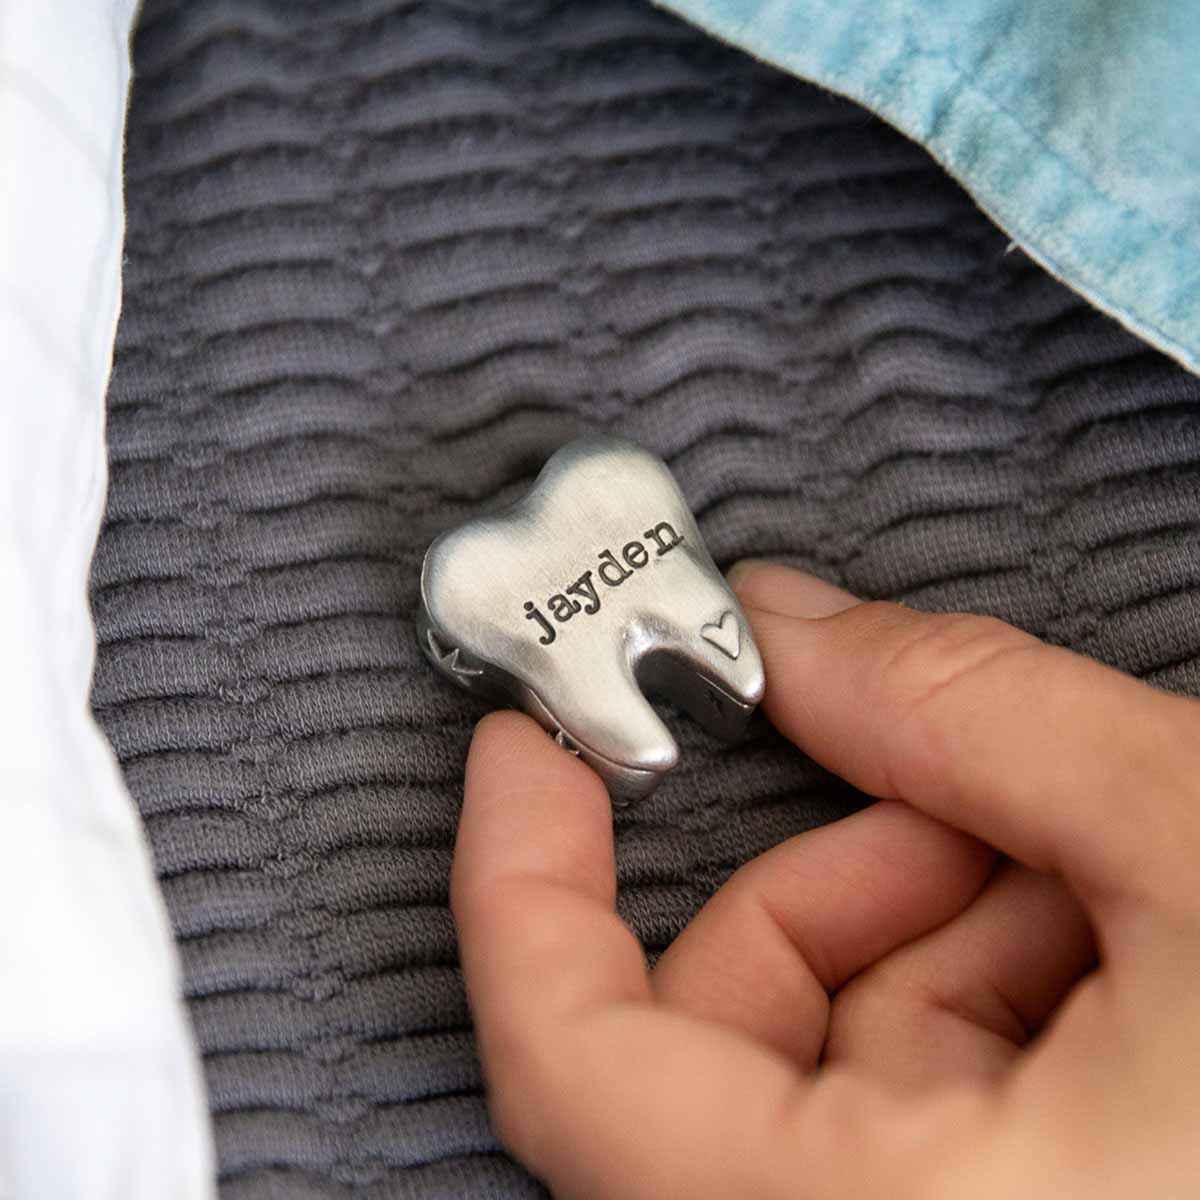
top-left (451, 710), bottom-right (649, 1041)
top-left (452, 712), bottom-right (849, 1199)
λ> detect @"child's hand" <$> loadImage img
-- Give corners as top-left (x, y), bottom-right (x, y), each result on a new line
top-left (452, 563), bottom-right (1200, 1199)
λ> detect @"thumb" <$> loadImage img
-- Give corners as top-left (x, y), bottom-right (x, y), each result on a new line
top-left (732, 563), bottom-right (1200, 924)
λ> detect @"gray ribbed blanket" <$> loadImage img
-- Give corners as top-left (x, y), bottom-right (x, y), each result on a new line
top-left (90, 1), bottom-right (1200, 1195)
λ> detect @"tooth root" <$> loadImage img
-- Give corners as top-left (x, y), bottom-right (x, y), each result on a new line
top-left (538, 652), bottom-right (679, 777)
top-left (519, 672), bottom-right (676, 804)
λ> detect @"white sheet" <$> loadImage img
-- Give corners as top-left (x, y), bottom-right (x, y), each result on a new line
top-left (0, 2), bottom-right (214, 1195)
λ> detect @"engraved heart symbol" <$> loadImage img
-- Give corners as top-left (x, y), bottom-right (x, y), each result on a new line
top-left (701, 610), bottom-right (740, 660)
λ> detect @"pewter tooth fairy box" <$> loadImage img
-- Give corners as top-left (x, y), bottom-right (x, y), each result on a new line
top-left (416, 435), bottom-right (765, 802)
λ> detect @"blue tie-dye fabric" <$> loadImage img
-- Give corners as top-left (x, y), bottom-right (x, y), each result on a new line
top-left (658, 0), bottom-right (1200, 375)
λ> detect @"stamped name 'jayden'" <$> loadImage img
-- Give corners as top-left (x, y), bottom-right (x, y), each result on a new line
top-left (523, 520), bottom-right (683, 645)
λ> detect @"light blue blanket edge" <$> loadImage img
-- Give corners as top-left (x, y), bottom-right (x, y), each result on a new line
top-left (657, 0), bottom-right (1200, 377)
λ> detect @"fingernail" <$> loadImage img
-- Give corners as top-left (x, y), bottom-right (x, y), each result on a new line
top-left (727, 559), bottom-right (860, 619)
top-left (725, 557), bottom-right (770, 590)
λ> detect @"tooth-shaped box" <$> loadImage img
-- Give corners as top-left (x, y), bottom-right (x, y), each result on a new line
top-left (417, 435), bottom-right (765, 802)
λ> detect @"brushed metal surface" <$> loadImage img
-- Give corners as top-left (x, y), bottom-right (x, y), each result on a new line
top-left (417, 435), bottom-right (765, 802)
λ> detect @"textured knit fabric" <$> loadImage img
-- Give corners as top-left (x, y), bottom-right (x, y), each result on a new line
top-left (91, 1), bottom-right (1200, 1196)
top-left (659, 0), bottom-right (1200, 376)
